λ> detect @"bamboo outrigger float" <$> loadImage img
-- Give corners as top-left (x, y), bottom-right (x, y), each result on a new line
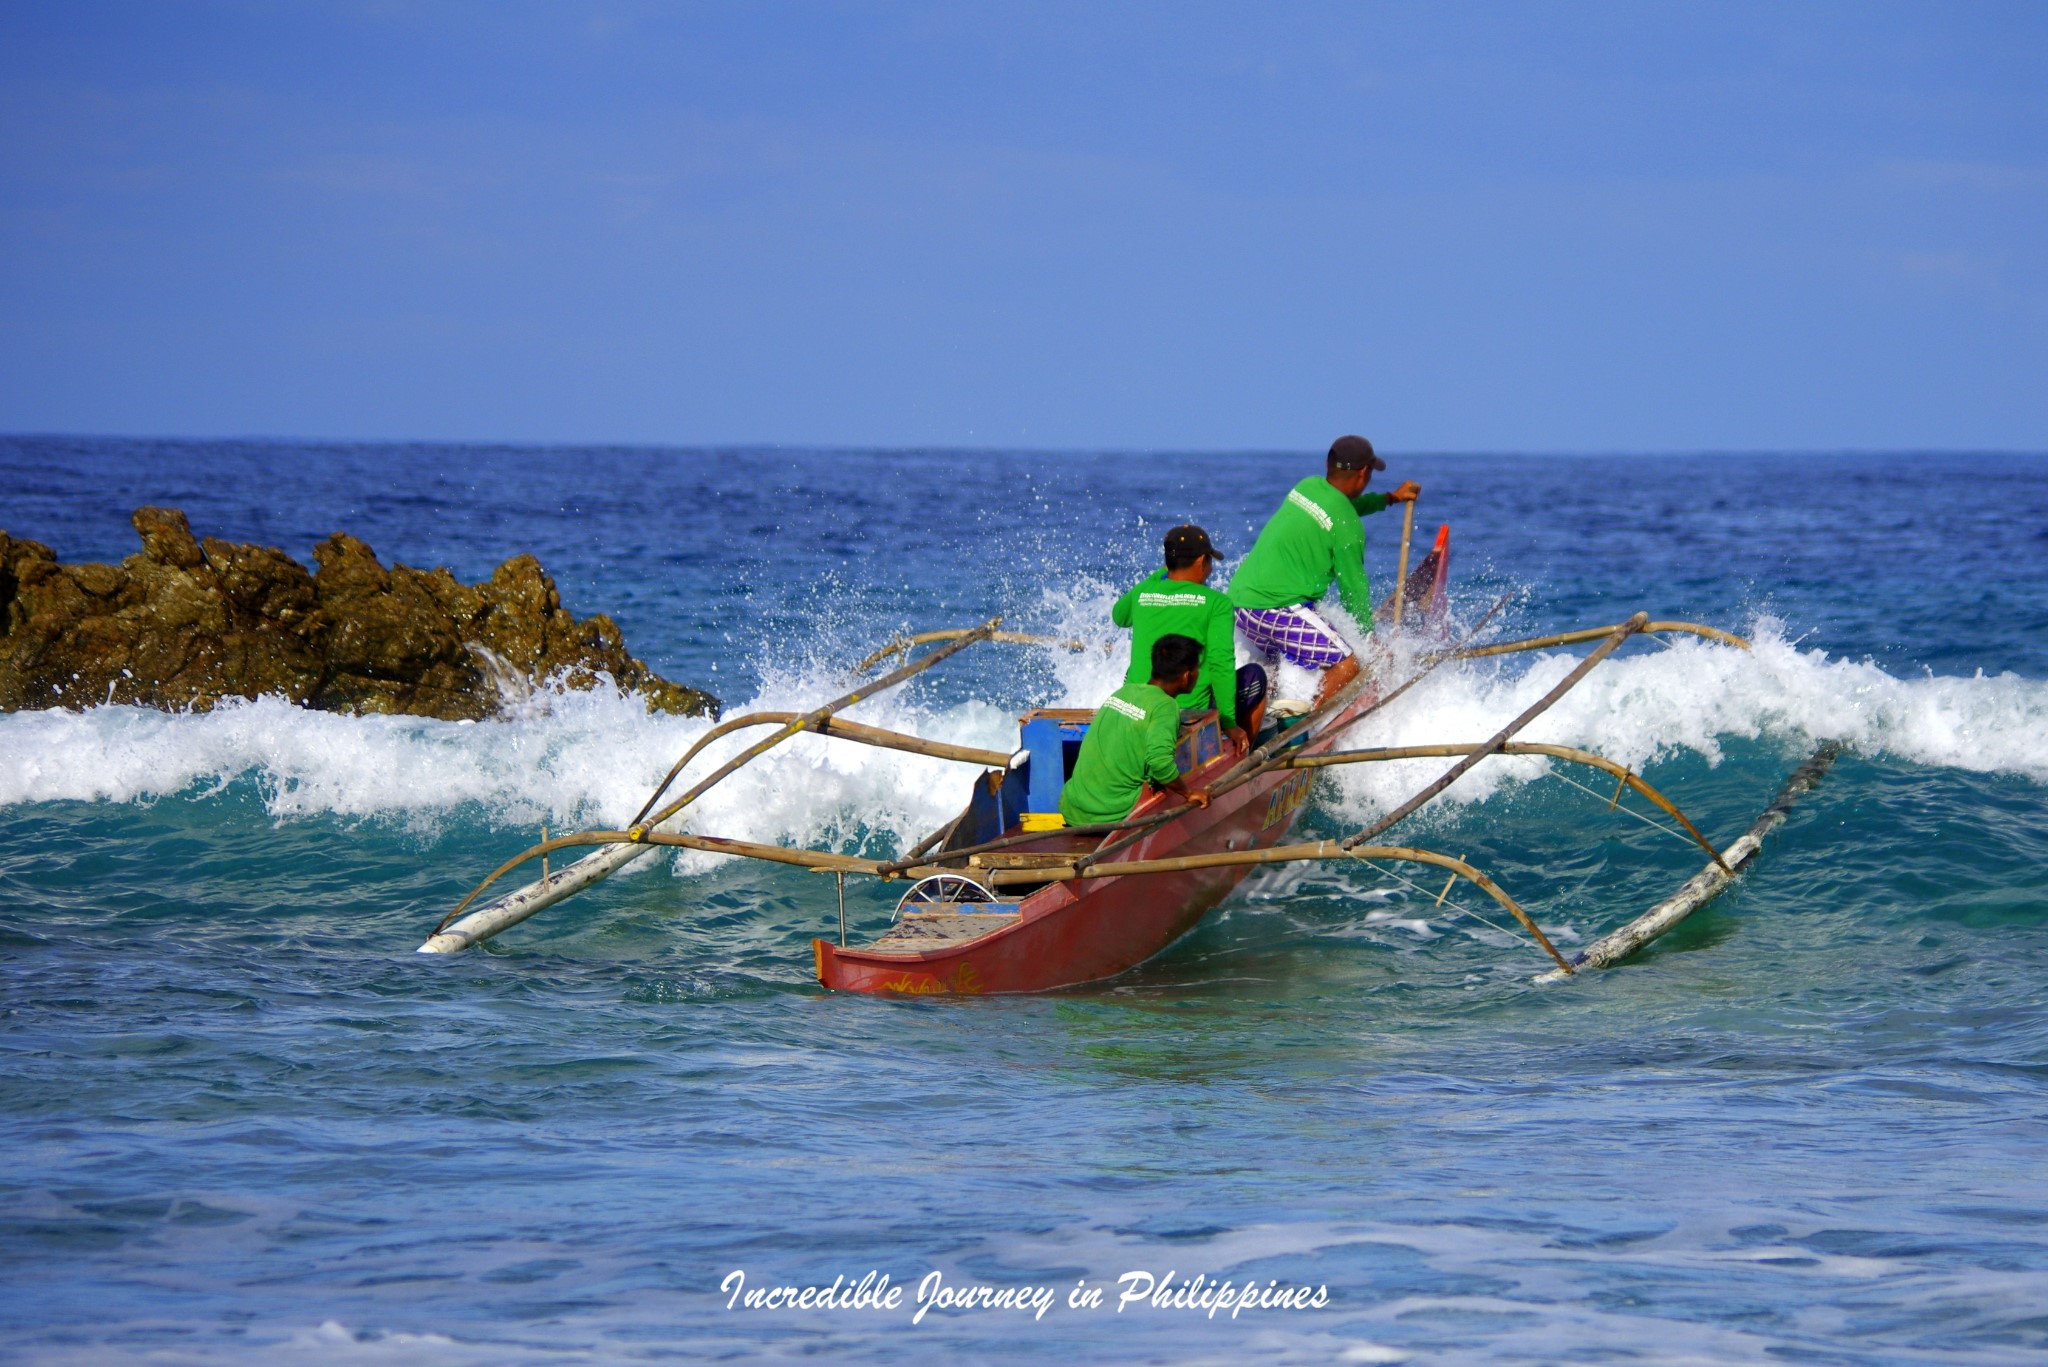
top-left (418, 533), bottom-right (1835, 989)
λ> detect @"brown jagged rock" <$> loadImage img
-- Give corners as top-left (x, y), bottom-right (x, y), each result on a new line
top-left (0, 508), bottom-right (719, 721)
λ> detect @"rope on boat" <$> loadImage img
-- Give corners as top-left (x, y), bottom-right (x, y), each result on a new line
top-left (1341, 613), bottom-right (1650, 851)
top-left (1340, 850), bottom-right (1542, 956)
top-left (1543, 767), bottom-right (1699, 850)
top-left (1281, 740), bottom-right (1729, 873)
top-left (1534, 742), bottom-right (1840, 984)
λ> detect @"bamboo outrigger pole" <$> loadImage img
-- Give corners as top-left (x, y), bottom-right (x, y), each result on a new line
top-left (1534, 743), bottom-right (1838, 983)
top-left (420, 618), bottom-right (1004, 954)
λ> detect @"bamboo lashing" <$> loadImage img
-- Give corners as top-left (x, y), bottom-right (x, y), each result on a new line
top-left (1280, 740), bottom-right (1729, 873)
top-left (1534, 743), bottom-right (1838, 983)
top-left (1341, 612), bottom-right (1650, 850)
top-left (1390, 495), bottom-right (1418, 628)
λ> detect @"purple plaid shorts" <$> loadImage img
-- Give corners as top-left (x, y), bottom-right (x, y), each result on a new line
top-left (1233, 604), bottom-right (1351, 670)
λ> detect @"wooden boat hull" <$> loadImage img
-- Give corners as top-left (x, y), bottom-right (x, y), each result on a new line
top-left (814, 689), bottom-right (1374, 995)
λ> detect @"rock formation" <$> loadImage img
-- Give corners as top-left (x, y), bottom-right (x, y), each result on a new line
top-left (0, 508), bottom-right (718, 721)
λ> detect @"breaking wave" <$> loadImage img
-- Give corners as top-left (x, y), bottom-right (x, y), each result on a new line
top-left (3, 612), bottom-right (2045, 862)
top-left (1318, 616), bottom-right (2048, 825)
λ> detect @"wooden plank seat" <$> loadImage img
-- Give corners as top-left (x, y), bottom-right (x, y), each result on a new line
top-left (869, 909), bottom-right (1022, 953)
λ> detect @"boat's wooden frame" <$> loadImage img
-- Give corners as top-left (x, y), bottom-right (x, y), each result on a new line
top-left (418, 601), bottom-right (1832, 992)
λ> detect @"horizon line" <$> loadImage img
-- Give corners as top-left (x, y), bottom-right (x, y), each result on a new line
top-left (5, 430), bottom-right (2046, 461)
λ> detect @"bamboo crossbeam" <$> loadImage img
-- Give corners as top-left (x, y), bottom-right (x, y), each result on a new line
top-left (1534, 743), bottom-right (1838, 983)
top-left (645, 832), bottom-right (879, 872)
top-left (1280, 741), bottom-right (1729, 873)
top-left (966, 851), bottom-right (1079, 870)
top-left (917, 841), bottom-right (1571, 974)
top-left (857, 629), bottom-right (1091, 674)
top-left (423, 619), bottom-right (1002, 950)
top-left (1458, 620), bottom-right (1748, 659)
top-left (625, 711), bottom-right (1010, 773)
top-left (629, 632), bottom-right (1005, 831)
top-left (638, 617), bottom-right (1002, 834)
top-left (1341, 613), bottom-right (1650, 850)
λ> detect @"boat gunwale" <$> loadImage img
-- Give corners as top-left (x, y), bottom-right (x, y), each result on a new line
top-left (823, 684), bottom-right (1381, 970)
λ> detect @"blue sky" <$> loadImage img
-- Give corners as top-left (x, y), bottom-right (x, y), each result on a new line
top-left (1, 1), bottom-right (2043, 451)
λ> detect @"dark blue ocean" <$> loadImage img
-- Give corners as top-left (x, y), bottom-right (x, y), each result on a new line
top-left (3, 437), bottom-right (2047, 1364)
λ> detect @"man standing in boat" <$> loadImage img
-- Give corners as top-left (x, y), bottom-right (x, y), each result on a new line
top-left (1111, 524), bottom-right (1268, 750)
top-left (1059, 634), bottom-right (1213, 828)
top-left (1227, 435), bottom-right (1420, 705)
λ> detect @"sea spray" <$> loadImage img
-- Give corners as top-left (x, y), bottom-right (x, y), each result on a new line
top-left (5, 615), bottom-right (2047, 854)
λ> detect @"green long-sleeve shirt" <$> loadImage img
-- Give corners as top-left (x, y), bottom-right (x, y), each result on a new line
top-left (1110, 569), bottom-right (1239, 730)
top-left (1225, 477), bottom-right (1391, 629)
top-left (1058, 681), bottom-right (1182, 827)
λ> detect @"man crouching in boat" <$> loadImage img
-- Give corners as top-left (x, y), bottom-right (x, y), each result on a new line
top-left (1112, 524), bottom-right (1268, 751)
top-left (1059, 634), bottom-right (1213, 827)
top-left (1227, 434), bottom-right (1419, 706)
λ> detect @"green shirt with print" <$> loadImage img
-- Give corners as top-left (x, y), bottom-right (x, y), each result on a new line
top-left (1111, 569), bottom-right (1240, 730)
top-left (1224, 476), bottom-right (1391, 629)
top-left (1057, 681), bottom-right (1183, 827)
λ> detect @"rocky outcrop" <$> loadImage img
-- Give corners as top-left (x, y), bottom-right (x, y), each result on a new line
top-left (0, 508), bottom-right (718, 721)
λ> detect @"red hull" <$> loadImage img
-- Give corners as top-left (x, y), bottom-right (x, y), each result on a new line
top-left (814, 689), bottom-right (1376, 995)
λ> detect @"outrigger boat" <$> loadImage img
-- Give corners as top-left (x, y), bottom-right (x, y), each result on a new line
top-left (419, 516), bottom-right (1834, 992)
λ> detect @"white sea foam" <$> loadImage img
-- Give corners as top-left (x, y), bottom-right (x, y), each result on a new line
top-left (2, 617), bottom-right (2045, 855)
top-left (1314, 616), bottom-right (2048, 825)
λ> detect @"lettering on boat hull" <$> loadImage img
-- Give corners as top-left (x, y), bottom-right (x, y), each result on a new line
top-left (1262, 770), bottom-right (1313, 830)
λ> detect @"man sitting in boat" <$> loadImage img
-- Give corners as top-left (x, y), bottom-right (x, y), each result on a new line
top-left (1058, 633), bottom-right (1214, 827)
top-left (1227, 434), bottom-right (1420, 705)
top-left (1111, 524), bottom-right (1268, 750)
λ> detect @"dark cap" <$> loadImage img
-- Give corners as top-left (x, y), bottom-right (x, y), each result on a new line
top-left (1327, 435), bottom-right (1386, 472)
top-left (1163, 524), bottom-right (1222, 566)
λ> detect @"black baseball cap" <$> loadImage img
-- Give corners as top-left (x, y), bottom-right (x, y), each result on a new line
top-left (1327, 434), bottom-right (1386, 472)
top-left (1163, 524), bottom-right (1223, 562)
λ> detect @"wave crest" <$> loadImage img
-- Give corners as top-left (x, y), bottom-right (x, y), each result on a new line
top-left (3, 618), bottom-right (2044, 853)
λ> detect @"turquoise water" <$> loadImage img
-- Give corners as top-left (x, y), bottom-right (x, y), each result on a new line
top-left (3, 440), bottom-right (2047, 1363)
